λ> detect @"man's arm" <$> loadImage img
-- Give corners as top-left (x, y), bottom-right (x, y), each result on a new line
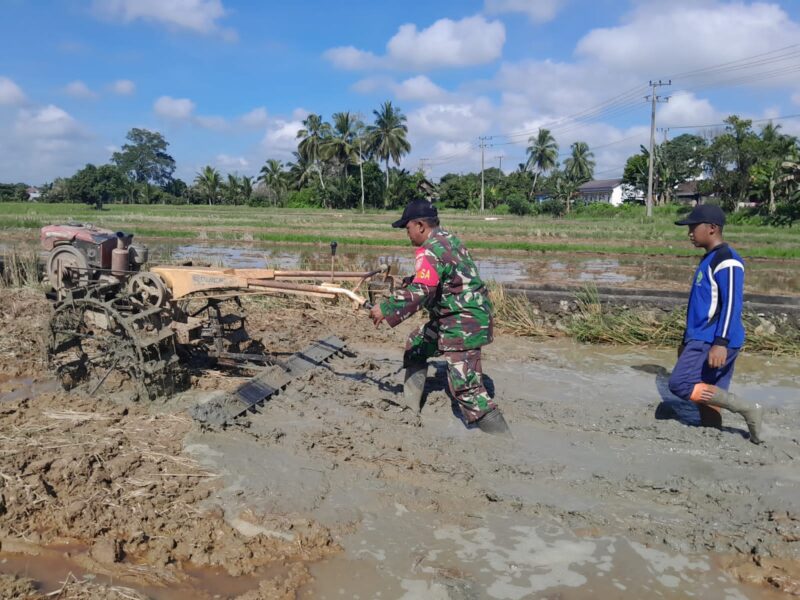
top-left (374, 247), bottom-right (442, 327)
top-left (709, 258), bottom-right (744, 367)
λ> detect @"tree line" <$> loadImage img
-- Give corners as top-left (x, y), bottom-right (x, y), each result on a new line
top-left (2, 108), bottom-right (798, 224)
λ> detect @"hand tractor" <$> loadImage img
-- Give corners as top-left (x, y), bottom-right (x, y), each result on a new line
top-left (41, 223), bottom-right (394, 415)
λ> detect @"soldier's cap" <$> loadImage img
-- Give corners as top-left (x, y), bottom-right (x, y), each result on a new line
top-left (392, 199), bottom-right (438, 228)
top-left (675, 204), bottom-right (726, 227)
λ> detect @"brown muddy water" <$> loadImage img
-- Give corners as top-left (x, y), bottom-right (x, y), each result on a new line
top-left (3, 239), bottom-right (798, 294)
top-left (151, 242), bottom-right (798, 295)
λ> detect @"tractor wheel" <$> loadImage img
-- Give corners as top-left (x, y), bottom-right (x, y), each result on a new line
top-left (47, 298), bottom-right (149, 400)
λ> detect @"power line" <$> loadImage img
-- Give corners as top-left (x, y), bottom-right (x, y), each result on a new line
top-left (664, 112), bottom-right (800, 131)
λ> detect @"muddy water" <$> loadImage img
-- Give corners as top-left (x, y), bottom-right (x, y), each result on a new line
top-left (182, 329), bottom-right (799, 600)
top-left (302, 514), bottom-right (762, 600)
top-left (3, 239), bottom-right (798, 293)
top-left (153, 242), bottom-right (799, 294)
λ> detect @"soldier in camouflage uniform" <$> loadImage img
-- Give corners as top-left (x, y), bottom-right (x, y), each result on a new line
top-left (369, 200), bottom-right (510, 435)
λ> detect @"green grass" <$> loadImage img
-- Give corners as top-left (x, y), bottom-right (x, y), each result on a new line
top-left (2, 202), bottom-right (799, 259)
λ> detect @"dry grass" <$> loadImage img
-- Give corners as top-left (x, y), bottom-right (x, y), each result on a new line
top-left (0, 248), bottom-right (42, 288)
top-left (492, 283), bottom-right (800, 357)
top-left (490, 283), bottom-right (555, 338)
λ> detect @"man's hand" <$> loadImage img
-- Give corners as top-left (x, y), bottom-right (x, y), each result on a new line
top-left (401, 275), bottom-right (414, 288)
top-left (369, 304), bottom-right (385, 327)
top-left (708, 345), bottom-right (727, 368)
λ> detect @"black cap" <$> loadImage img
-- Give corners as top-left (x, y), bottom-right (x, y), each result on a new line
top-left (675, 204), bottom-right (726, 227)
top-left (391, 199), bottom-right (438, 228)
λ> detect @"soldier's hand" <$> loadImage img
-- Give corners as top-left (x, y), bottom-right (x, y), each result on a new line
top-left (708, 345), bottom-right (727, 368)
top-left (369, 304), bottom-right (385, 327)
top-left (401, 275), bottom-right (414, 288)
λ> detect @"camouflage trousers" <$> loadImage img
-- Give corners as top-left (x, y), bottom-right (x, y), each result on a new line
top-left (404, 323), bottom-right (496, 423)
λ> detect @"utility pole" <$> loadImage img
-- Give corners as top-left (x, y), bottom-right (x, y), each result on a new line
top-left (358, 136), bottom-right (365, 213)
top-left (418, 158), bottom-right (429, 175)
top-left (494, 155), bottom-right (503, 171)
top-left (479, 136), bottom-right (492, 212)
top-left (645, 80), bottom-right (670, 218)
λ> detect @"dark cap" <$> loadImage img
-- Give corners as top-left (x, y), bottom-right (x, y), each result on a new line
top-left (391, 199), bottom-right (438, 228)
top-left (675, 204), bottom-right (726, 227)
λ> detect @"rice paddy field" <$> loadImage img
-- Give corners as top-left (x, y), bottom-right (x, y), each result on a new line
top-left (1, 202), bottom-right (799, 258)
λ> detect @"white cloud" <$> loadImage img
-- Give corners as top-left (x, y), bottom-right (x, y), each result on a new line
top-left (195, 114), bottom-right (228, 130)
top-left (14, 105), bottom-right (85, 141)
top-left (792, 92), bottom-right (800, 107)
top-left (484, 0), bottom-right (568, 24)
top-left (154, 95), bottom-right (196, 120)
top-left (352, 75), bottom-right (448, 102)
top-left (215, 154), bottom-right (249, 172)
top-left (395, 76), bottom-right (447, 102)
top-left (659, 93), bottom-right (719, 127)
top-left (576, 2), bottom-right (800, 79)
top-left (0, 105), bottom-right (99, 182)
top-left (0, 76), bottom-right (26, 105)
top-left (262, 119), bottom-right (303, 152)
top-left (64, 80), bottom-right (98, 100)
top-left (240, 107), bottom-right (269, 128)
top-left (110, 79), bottom-right (136, 95)
top-left (323, 46), bottom-right (383, 70)
top-left (92, 0), bottom-right (236, 39)
top-left (325, 15), bottom-right (505, 71)
top-left (408, 100), bottom-right (493, 141)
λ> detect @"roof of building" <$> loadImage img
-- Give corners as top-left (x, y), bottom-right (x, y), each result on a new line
top-left (578, 178), bottom-right (623, 192)
top-left (675, 181), bottom-right (699, 196)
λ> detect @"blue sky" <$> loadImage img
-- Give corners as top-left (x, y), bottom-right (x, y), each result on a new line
top-left (1, 0), bottom-right (799, 185)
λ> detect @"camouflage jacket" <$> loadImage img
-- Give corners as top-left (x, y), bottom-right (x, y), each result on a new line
top-left (380, 228), bottom-right (493, 351)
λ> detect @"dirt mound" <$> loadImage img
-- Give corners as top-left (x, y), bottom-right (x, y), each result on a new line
top-left (0, 388), bottom-right (337, 596)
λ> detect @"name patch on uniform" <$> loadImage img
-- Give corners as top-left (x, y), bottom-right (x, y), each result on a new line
top-left (413, 252), bottom-right (439, 286)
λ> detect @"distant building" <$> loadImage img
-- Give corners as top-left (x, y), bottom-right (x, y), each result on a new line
top-left (577, 178), bottom-right (624, 206)
top-left (26, 186), bottom-right (41, 201)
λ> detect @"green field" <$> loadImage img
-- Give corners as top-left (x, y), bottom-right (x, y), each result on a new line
top-left (1, 202), bottom-right (799, 259)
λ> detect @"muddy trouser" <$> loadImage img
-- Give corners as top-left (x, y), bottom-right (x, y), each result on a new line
top-left (668, 339), bottom-right (739, 424)
top-left (404, 323), bottom-right (497, 423)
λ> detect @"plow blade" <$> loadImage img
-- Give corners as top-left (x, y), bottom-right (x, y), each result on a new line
top-left (190, 335), bottom-right (346, 426)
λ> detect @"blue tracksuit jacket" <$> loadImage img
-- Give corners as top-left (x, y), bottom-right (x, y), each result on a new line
top-left (684, 243), bottom-right (745, 348)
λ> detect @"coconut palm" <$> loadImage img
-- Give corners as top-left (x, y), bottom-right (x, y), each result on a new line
top-left (258, 159), bottom-right (287, 205)
top-left (296, 114), bottom-right (331, 189)
top-left (564, 141), bottom-right (596, 184)
top-left (240, 175), bottom-right (253, 204)
top-left (194, 166), bottom-right (221, 206)
top-left (223, 173), bottom-right (240, 205)
top-left (525, 128), bottom-right (559, 195)
top-left (367, 101), bottom-right (411, 194)
top-left (321, 112), bottom-right (363, 178)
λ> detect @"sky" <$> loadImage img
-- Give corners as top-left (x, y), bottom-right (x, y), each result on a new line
top-left (1, 0), bottom-right (800, 185)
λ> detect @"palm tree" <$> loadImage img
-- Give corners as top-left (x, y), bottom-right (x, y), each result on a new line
top-left (296, 114), bottom-right (331, 189)
top-left (367, 101), bottom-right (411, 196)
top-left (321, 112), bottom-right (362, 179)
top-left (552, 172), bottom-right (580, 215)
top-left (240, 175), bottom-right (253, 205)
top-left (564, 141), bottom-right (596, 184)
top-left (223, 173), bottom-right (240, 205)
top-left (258, 159), bottom-right (287, 205)
top-left (194, 166), bottom-right (221, 206)
top-left (525, 128), bottom-right (559, 196)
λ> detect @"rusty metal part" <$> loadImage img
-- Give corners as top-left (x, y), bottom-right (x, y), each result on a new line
top-left (127, 271), bottom-right (169, 308)
top-left (47, 245), bottom-right (90, 291)
top-left (47, 294), bottom-right (180, 401)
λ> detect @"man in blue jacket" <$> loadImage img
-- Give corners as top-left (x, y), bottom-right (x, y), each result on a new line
top-left (668, 204), bottom-right (762, 444)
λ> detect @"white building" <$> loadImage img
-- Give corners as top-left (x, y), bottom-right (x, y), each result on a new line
top-left (577, 178), bottom-right (624, 206)
top-left (26, 186), bottom-right (41, 201)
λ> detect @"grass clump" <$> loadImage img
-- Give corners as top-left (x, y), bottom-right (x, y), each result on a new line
top-left (0, 248), bottom-right (42, 288)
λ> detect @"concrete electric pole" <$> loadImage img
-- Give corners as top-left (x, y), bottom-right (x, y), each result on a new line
top-left (479, 136), bottom-right (492, 212)
top-left (645, 80), bottom-right (670, 218)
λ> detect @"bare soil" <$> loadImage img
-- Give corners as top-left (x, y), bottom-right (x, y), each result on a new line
top-left (1, 287), bottom-right (799, 598)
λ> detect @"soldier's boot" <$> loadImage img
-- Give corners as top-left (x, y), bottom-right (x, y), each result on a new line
top-left (476, 408), bottom-right (511, 436)
top-left (700, 386), bottom-right (763, 445)
top-left (403, 362), bottom-right (427, 412)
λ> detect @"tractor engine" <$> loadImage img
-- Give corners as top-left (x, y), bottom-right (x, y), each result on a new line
top-left (40, 223), bottom-right (148, 291)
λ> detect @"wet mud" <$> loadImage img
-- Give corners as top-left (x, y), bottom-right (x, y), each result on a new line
top-left (1, 288), bottom-right (799, 598)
